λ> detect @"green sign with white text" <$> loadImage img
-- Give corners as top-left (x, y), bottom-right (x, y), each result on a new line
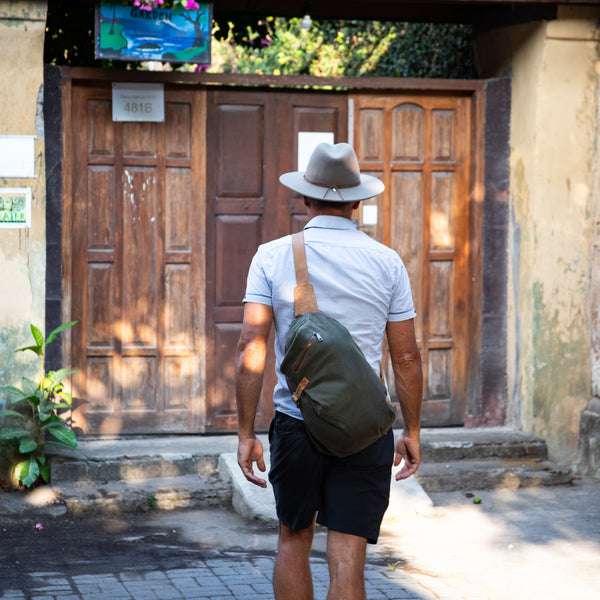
top-left (0, 189), bottom-right (31, 228)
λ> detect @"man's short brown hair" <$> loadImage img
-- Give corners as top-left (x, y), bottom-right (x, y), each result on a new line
top-left (309, 198), bottom-right (355, 211)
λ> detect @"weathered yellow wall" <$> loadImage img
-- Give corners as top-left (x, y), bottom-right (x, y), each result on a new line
top-left (476, 7), bottom-right (599, 464)
top-left (0, 2), bottom-right (47, 384)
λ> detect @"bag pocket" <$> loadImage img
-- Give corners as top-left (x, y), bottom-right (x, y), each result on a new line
top-left (293, 331), bottom-right (322, 372)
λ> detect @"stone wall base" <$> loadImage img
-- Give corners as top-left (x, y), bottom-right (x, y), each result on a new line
top-left (576, 398), bottom-right (600, 479)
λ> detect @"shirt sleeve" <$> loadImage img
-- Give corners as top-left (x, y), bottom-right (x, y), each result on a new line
top-left (388, 256), bottom-right (417, 322)
top-left (242, 248), bottom-right (273, 306)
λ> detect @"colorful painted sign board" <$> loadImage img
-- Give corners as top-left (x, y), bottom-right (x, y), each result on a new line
top-left (0, 188), bottom-right (32, 228)
top-left (95, 1), bottom-right (212, 64)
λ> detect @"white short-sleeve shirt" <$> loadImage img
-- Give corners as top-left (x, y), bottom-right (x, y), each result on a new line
top-left (243, 215), bottom-right (416, 420)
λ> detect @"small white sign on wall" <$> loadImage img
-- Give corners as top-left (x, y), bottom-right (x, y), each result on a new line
top-left (298, 132), bottom-right (335, 171)
top-left (112, 82), bottom-right (165, 122)
top-left (0, 136), bottom-right (36, 178)
top-left (362, 204), bottom-right (378, 226)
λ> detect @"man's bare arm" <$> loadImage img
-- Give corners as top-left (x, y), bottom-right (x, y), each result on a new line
top-left (386, 319), bottom-right (423, 480)
top-left (235, 302), bottom-right (274, 488)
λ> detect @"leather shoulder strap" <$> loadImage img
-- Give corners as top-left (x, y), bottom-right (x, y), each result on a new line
top-left (291, 231), bottom-right (318, 314)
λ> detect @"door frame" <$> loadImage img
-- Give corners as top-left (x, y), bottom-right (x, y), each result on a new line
top-left (46, 67), bottom-right (506, 432)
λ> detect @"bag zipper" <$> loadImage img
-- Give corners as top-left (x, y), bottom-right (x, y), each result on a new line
top-left (294, 331), bottom-right (322, 371)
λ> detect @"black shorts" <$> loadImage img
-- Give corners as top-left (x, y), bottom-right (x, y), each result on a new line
top-left (268, 411), bottom-right (395, 544)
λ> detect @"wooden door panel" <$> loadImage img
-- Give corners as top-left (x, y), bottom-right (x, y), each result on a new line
top-left (122, 121), bottom-right (158, 157)
top-left (212, 322), bottom-right (242, 428)
top-left (391, 171), bottom-right (424, 343)
top-left (165, 168), bottom-right (192, 251)
top-left (353, 92), bottom-right (471, 427)
top-left (428, 349), bottom-right (451, 397)
top-left (87, 100), bottom-right (114, 156)
top-left (121, 357), bottom-right (157, 410)
top-left (87, 263), bottom-right (114, 347)
top-left (206, 89), bottom-right (347, 432)
top-left (357, 108), bottom-right (385, 162)
top-left (69, 84), bottom-right (205, 435)
top-left (392, 103), bottom-right (425, 162)
top-left (164, 265), bottom-right (193, 347)
top-left (431, 109), bottom-right (455, 161)
top-left (165, 103), bottom-right (192, 158)
top-left (215, 215), bottom-right (261, 308)
top-left (430, 172), bottom-right (456, 250)
top-left (429, 261), bottom-right (454, 337)
top-left (88, 166), bottom-right (116, 248)
top-left (217, 104), bottom-right (264, 196)
top-left (122, 167), bottom-right (159, 348)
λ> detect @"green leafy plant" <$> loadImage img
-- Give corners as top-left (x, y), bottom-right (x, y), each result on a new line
top-left (0, 322), bottom-right (79, 488)
top-left (209, 18), bottom-right (476, 79)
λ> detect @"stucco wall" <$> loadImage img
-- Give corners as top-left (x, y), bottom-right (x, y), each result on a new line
top-left (476, 7), bottom-right (599, 464)
top-left (0, 2), bottom-right (48, 387)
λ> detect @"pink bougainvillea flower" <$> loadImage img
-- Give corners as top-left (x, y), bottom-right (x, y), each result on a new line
top-left (35, 523), bottom-right (44, 531)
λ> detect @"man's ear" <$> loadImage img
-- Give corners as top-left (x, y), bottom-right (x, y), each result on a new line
top-left (303, 196), bottom-right (312, 209)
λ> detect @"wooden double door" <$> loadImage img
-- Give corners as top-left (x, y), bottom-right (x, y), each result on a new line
top-left (65, 80), bottom-right (473, 434)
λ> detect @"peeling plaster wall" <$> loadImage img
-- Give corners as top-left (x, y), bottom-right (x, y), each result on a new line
top-left (0, 2), bottom-right (48, 386)
top-left (576, 57), bottom-right (600, 479)
top-left (476, 7), bottom-right (598, 465)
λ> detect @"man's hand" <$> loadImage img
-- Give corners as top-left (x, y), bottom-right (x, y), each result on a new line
top-left (394, 430), bottom-right (421, 480)
top-left (237, 436), bottom-right (267, 488)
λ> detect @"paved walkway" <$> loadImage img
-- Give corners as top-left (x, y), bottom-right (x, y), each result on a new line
top-left (1, 556), bottom-right (442, 600)
top-left (2, 433), bottom-right (599, 600)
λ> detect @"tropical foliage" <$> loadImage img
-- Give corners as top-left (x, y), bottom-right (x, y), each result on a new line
top-left (0, 323), bottom-right (78, 489)
top-left (209, 17), bottom-right (476, 78)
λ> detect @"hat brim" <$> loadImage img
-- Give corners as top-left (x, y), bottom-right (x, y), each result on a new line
top-left (279, 171), bottom-right (384, 202)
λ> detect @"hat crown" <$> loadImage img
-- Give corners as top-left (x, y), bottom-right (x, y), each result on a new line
top-left (279, 141), bottom-right (384, 202)
top-left (304, 143), bottom-right (361, 188)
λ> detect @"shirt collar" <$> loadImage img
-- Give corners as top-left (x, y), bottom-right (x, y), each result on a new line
top-left (304, 215), bottom-right (357, 231)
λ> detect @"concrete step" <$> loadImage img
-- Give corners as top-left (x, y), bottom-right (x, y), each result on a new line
top-left (54, 473), bottom-right (232, 514)
top-left (50, 453), bottom-right (220, 483)
top-left (420, 427), bottom-right (548, 462)
top-left (46, 435), bottom-right (247, 515)
top-left (49, 428), bottom-right (549, 484)
top-left (47, 434), bottom-right (241, 484)
top-left (44, 429), bottom-right (571, 515)
top-left (416, 457), bottom-right (573, 493)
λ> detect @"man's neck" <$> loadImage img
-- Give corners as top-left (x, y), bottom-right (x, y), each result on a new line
top-left (310, 209), bottom-right (352, 219)
top-left (306, 203), bottom-right (357, 221)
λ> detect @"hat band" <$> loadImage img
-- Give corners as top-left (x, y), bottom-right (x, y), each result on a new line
top-left (303, 174), bottom-right (360, 201)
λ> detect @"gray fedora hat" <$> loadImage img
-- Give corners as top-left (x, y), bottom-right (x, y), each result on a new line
top-left (279, 142), bottom-right (385, 202)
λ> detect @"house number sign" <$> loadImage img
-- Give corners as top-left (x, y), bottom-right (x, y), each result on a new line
top-left (112, 82), bottom-right (165, 122)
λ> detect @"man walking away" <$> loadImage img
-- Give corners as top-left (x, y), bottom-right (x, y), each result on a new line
top-left (235, 142), bottom-right (423, 600)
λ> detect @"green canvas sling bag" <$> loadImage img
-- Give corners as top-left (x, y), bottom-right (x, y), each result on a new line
top-left (280, 231), bottom-right (397, 457)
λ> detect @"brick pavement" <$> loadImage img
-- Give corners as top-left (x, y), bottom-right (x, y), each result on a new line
top-left (0, 555), bottom-right (449, 600)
